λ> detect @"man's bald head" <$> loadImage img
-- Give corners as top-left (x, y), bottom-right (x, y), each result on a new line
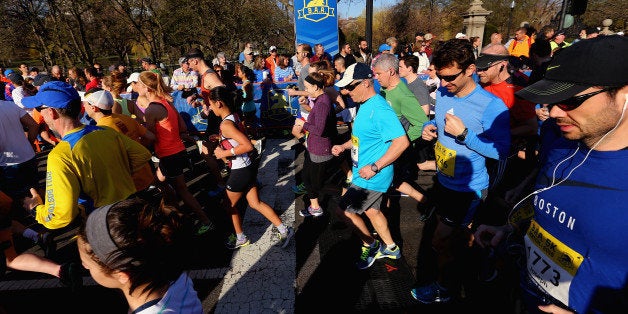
top-left (481, 44), bottom-right (509, 56)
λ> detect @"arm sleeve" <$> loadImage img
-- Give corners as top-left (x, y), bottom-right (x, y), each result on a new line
top-left (464, 99), bottom-right (511, 160)
top-left (302, 97), bottom-right (331, 136)
top-left (35, 152), bottom-right (81, 229)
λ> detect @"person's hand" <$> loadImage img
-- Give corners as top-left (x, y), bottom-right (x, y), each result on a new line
top-left (474, 224), bottom-right (510, 248)
top-left (213, 146), bottom-right (226, 159)
top-left (357, 164), bottom-right (376, 180)
top-left (422, 124), bottom-right (438, 141)
top-left (287, 89), bottom-right (299, 96)
top-left (298, 96), bottom-right (307, 105)
top-left (187, 95), bottom-right (198, 106)
top-left (444, 113), bottom-right (466, 138)
top-left (538, 304), bottom-right (575, 314)
top-left (23, 188), bottom-right (42, 215)
top-left (331, 144), bottom-right (345, 156)
top-left (536, 105), bottom-right (550, 121)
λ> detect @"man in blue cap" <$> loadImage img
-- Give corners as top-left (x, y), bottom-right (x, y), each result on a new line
top-left (21, 81), bottom-right (152, 236)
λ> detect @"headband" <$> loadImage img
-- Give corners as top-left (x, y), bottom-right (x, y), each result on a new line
top-left (85, 202), bottom-right (132, 268)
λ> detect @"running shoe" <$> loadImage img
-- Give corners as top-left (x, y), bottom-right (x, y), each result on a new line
top-left (225, 234), bottom-right (250, 250)
top-left (194, 219), bottom-right (215, 235)
top-left (276, 226), bottom-right (295, 248)
top-left (299, 208), bottom-right (312, 217)
top-left (292, 183), bottom-right (306, 195)
top-left (253, 138), bottom-right (263, 156)
top-left (307, 206), bottom-right (323, 217)
top-left (410, 282), bottom-right (452, 304)
top-left (375, 244), bottom-right (401, 260)
top-left (356, 240), bottom-right (380, 270)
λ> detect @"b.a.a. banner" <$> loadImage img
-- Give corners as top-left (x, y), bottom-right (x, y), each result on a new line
top-left (294, 0), bottom-right (339, 56)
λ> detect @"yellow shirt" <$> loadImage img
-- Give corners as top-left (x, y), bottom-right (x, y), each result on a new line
top-left (97, 114), bottom-right (155, 191)
top-left (508, 35), bottom-right (534, 58)
top-left (34, 125), bottom-right (151, 229)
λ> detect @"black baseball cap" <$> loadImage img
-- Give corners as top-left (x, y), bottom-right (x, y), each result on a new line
top-left (475, 53), bottom-right (509, 69)
top-left (33, 74), bottom-right (53, 87)
top-left (516, 35), bottom-right (628, 104)
top-left (7, 72), bottom-right (23, 85)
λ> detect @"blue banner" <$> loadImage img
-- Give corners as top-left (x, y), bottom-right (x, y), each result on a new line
top-left (294, 0), bottom-right (339, 56)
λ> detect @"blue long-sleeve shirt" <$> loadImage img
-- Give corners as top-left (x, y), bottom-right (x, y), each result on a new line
top-left (425, 84), bottom-right (510, 192)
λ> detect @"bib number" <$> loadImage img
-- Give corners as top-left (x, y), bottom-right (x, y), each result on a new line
top-left (434, 141), bottom-right (456, 177)
top-left (524, 220), bottom-right (584, 306)
top-left (351, 134), bottom-right (359, 168)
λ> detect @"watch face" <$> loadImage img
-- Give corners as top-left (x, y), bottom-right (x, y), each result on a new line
top-left (371, 164), bottom-right (378, 172)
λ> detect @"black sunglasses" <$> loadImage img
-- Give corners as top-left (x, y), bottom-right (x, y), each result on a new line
top-left (344, 80), bottom-right (363, 91)
top-left (548, 88), bottom-right (611, 111)
top-left (437, 69), bottom-right (464, 82)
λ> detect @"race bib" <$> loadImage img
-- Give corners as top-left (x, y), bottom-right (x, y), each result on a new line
top-left (351, 134), bottom-right (359, 168)
top-left (524, 220), bottom-right (584, 306)
top-left (434, 141), bottom-right (456, 177)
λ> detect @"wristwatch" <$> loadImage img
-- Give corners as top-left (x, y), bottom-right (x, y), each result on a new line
top-left (370, 163), bottom-right (380, 173)
top-left (456, 128), bottom-right (468, 142)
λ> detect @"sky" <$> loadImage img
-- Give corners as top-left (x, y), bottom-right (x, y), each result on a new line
top-left (336, 0), bottom-right (399, 18)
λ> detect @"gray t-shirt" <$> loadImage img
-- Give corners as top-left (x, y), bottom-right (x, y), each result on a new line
top-left (297, 63), bottom-right (310, 91)
top-left (406, 77), bottom-right (432, 106)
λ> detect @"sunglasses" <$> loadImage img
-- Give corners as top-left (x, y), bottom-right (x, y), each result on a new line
top-left (476, 62), bottom-right (502, 72)
top-left (344, 80), bottom-right (363, 91)
top-left (437, 69), bottom-right (464, 82)
top-left (548, 88), bottom-right (611, 111)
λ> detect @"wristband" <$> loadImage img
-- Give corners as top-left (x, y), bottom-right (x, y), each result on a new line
top-left (230, 148), bottom-right (236, 156)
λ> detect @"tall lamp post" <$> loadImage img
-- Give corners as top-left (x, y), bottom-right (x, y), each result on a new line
top-left (506, 1), bottom-right (515, 38)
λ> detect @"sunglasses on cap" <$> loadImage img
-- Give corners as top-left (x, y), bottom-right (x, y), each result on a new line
top-left (344, 80), bottom-right (363, 91)
top-left (548, 88), bottom-right (612, 111)
top-left (476, 61), bottom-right (503, 72)
top-left (437, 69), bottom-right (464, 82)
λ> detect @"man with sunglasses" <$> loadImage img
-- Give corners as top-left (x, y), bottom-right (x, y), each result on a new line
top-left (332, 62), bottom-right (409, 269)
top-left (475, 35), bottom-right (628, 314)
top-left (475, 44), bottom-right (539, 225)
top-left (410, 39), bottom-right (511, 304)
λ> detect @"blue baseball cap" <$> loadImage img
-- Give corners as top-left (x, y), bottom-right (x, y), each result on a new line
top-left (22, 81), bottom-right (80, 109)
top-left (3, 69), bottom-right (14, 76)
top-left (378, 44), bottom-right (392, 53)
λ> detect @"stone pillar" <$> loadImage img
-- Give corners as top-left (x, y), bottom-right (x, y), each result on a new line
top-left (462, 0), bottom-right (492, 47)
top-left (600, 19), bottom-right (614, 35)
